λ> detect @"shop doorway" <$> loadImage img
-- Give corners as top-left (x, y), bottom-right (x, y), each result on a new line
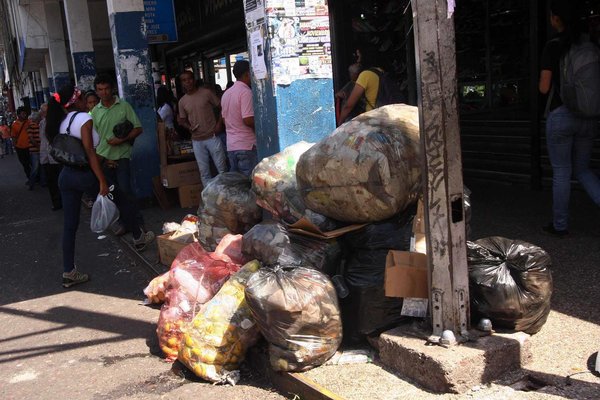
top-left (209, 51), bottom-right (249, 90)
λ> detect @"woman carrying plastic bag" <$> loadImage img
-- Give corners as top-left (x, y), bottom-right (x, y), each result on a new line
top-left (90, 186), bottom-right (119, 233)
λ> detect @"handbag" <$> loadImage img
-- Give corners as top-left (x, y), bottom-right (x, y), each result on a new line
top-left (49, 112), bottom-right (88, 167)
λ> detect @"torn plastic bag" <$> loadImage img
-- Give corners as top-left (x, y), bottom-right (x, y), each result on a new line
top-left (252, 141), bottom-right (338, 231)
top-left (296, 104), bottom-right (422, 223)
top-left (157, 243), bottom-right (241, 361)
top-left (178, 260), bottom-right (261, 384)
top-left (467, 237), bottom-right (553, 334)
top-left (197, 172), bottom-right (262, 251)
top-left (245, 266), bottom-right (342, 372)
top-left (340, 284), bottom-right (404, 344)
top-left (242, 221), bottom-right (341, 276)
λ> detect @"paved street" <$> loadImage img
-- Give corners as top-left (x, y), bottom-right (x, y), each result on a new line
top-left (1, 151), bottom-right (600, 399)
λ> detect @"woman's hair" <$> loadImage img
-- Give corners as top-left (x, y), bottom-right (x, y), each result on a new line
top-left (156, 86), bottom-right (173, 109)
top-left (355, 45), bottom-right (387, 71)
top-left (84, 90), bottom-right (99, 101)
top-left (550, 0), bottom-right (583, 54)
top-left (46, 84), bottom-right (76, 142)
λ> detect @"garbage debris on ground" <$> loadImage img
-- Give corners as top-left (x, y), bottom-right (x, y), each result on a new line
top-left (178, 260), bottom-right (261, 384)
top-left (197, 172), bottom-right (262, 251)
top-left (296, 104), bottom-right (422, 223)
top-left (467, 236), bottom-right (553, 334)
top-left (144, 271), bottom-right (170, 304)
top-left (245, 266), bottom-right (342, 372)
top-left (252, 141), bottom-right (338, 231)
top-left (242, 221), bottom-right (342, 275)
top-left (325, 348), bottom-right (375, 365)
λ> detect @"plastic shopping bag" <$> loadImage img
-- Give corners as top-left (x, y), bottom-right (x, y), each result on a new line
top-left (90, 191), bottom-right (119, 233)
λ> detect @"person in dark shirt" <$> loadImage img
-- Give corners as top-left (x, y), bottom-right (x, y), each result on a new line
top-left (539, 0), bottom-right (600, 237)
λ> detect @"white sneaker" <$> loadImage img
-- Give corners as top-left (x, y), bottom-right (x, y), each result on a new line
top-left (133, 229), bottom-right (155, 251)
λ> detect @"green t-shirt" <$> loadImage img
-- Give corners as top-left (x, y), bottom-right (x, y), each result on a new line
top-left (91, 97), bottom-right (142, 160)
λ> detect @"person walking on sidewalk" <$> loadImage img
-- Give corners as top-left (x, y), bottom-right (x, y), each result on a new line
top-left (539, 0), bottom-right (600, 237)
top-left (221, 60), bottom-right (257, 176)
top-left (26, 111), bottom-right (42, 190)
top-left (39, 103), bottom-right (63, 210)
top-left (177, 70), bottom-right (227, 187)
top-left (91, 73), bottom-right (145, 234)
top-left (11, 106), bottom-right (31, 182)
top-left (46, 84), bottom-right (154, 288)
top-left (0, 120), bottom-right (12, 156)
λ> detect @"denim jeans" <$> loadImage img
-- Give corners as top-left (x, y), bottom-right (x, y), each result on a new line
top-left (228, 148), bottom-right (258, 177)
top-left (546, 105), bottom-right (600, 231)
top-left (58, 166), bottom-right (142, 273)
top-left (3, 138), bottom-right (14, 154)
top-left (192, 136), bottom-right (227, 186)
top-left (28, 152), bottom-right (40, 188)
top-left (43, 163), bottom-right (62, 208)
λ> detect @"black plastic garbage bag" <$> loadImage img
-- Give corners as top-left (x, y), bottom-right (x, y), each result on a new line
top-left (467, 237), bottom-right (553, 334)
top-left (340, 284), bottom-right (404, 343)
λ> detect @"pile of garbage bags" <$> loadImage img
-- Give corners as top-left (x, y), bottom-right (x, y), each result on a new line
top-left (144, 104), bottom-right (554, 385)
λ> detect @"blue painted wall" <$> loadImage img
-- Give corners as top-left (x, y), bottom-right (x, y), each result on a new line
top-left (72, 51), bottom-right (97, 90)
top-left (35, 91), bottom-right (44, 107)
top-left (109, 11), bottom-right (159, 199)
top-left (29, 96), bottom-right (38, 110)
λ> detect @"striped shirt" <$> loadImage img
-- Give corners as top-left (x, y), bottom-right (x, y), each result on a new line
top-left (27, 122), bottom-right (41, 153)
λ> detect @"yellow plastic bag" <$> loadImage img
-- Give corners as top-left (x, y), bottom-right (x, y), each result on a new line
top-left (178, 260), bottom-right (261, 384)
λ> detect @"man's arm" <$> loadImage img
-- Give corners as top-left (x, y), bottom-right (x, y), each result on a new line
top-left (242, 116), bottom-right (255, 129)
top-left (177, 99), bottom-right (192, 130)
top-left (107, 103), bottom-right (143, 145)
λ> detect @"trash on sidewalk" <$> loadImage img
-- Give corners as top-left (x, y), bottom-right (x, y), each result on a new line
top-left (296, 104), bottom-right (422, 223)
top-left (467, 237), bottom-right (553, 334)
top-left (197, 172), bottom-right (262, 251)
top-left (245, 265), bottom-right (342, 372)
top-left (178, 260), bottom-right (261, 384)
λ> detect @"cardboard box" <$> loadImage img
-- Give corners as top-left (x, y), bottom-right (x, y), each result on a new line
top-left (178, 184), bottom-right (202, 208)
top-left (287, 218), bottom-right (367, 240)
top-left (385, 250), bottom-right (429, 298)
top-left (161, 161), bottom-right (201, 188)
top-left (157, 232), bottom-right (194, 265)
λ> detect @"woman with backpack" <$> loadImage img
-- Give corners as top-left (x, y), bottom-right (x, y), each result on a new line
top-left (539, 0), bottom-right (600, 237)
top-left (46, 84), bottom-right (154, 288)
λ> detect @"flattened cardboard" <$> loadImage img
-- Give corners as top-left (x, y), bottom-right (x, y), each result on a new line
top-left (385, 250), bottom-right (429, 298)
top-left (287, 217), bottom-right (366, 240)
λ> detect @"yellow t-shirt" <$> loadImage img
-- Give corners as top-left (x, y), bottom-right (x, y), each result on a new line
top-left (355, 69), bottom-right (381, 111)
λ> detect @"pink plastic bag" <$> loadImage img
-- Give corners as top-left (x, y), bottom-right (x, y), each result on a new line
top-left (214, 234), bottom-right (246, 265)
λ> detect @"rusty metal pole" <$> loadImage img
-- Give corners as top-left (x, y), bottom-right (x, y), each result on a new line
top-left (410, 0), bottom-right (470, 343)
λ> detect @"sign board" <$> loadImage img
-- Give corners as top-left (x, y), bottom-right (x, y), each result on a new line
top-left (144, 0), bottom-right (178, 44)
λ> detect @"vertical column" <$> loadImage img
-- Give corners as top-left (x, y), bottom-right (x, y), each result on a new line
top-left (44, 53), bottom-right (54, 94)
top-left (243, 1), bottom-right (336, 159)
top-left (28, 74), bottom-right (38, 110)
top-left (34, 72), bottom-right (44, 106)
top-left (63, 0), bottom-right (96, 90)
top-left (40, 66), bottom-right (50, 101)
top-left (44, 1), bottom-right (71, 90)
top-left (411, 0), bottom-right (469, 340)
top-left (106, 0), bottom-right (159, 198)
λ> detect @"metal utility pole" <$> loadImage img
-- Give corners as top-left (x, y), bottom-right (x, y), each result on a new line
top-left (410, 0), bottom-right (470, 343)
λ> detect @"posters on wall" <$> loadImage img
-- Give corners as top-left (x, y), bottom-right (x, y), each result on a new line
top-left (266, 0), bottom-right (331, 85)
top-left (250, 30), bottom-right (268, 79)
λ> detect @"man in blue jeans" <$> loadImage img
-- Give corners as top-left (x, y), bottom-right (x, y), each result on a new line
top-left (177, 71), bottom-right (227, 186)
top-left (221, 60), bottom-right (257, 177)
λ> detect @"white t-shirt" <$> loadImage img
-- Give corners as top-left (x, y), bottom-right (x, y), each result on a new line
top-left (59, 111), bottom-right (100, 148)
top-left (158, 103), bottom-right (175, 129)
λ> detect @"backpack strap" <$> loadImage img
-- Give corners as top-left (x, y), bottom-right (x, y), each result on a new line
top-left (65, 112), bottom-right (81, 136)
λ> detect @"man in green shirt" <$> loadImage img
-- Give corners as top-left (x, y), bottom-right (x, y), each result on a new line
top-left (91, 73), bottom-right (144, 234)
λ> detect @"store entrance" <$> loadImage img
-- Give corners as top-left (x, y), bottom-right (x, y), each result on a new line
top-left (209, 51), bottom-right (250, 90)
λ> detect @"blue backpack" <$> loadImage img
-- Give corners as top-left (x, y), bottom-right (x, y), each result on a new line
top-left (560, 39), bottom-right (600, 118)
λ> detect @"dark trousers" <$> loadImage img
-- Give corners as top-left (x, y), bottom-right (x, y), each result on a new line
top-left (102, 158), bottom-right (144, 226)
top-left (43, 163), bottom-right (62, 208)
top-left (15, 148), bottom-right (31, 179)
top-left (58, 166), bottom-right (143, 273)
